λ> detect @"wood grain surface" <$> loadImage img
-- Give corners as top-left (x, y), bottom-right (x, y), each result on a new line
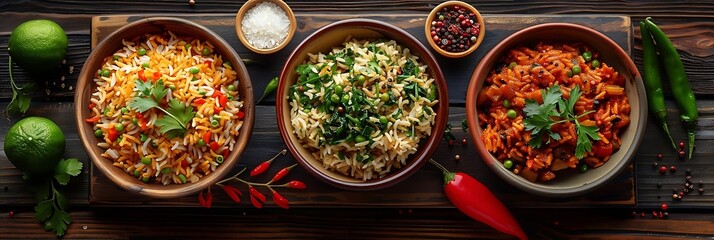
top-left (1, 1), bottom-right (714, 239)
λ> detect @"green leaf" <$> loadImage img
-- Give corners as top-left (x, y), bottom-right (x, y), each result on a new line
top-left (61, 158), bottom-right (84, 176)
top-left (54, 173), bottom-right (70, 185)
top-left (128, 97), bottom-right (159, 113)
top-left (575, 124), bottom-right (601, 159)
top-left (54, 158), bottom-right (83, 185)
top-left (155, 99), bottom-right (195, 138)
top-left (135, 79), bottom-right (153, 96)
top-left (568, 85), bottom-right (581, 116)
top-left (26, 178), bottom-right (51, 201)
top-left (16, 94), bottom-right (31, 113)
top-left (35, 199), bottom-right (54, 222)
top-left (166, 98), bottom-right (195, 127)
top-left (151, 79), bottom-right (168, 101)
top-left (44, 209), bottom-right (71, 237)
top-left (54, 189), bottom-right (69, 211)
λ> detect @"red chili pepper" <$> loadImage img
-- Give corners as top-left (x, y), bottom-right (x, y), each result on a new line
top-left (138, 70), bottom-right (147, 81)
top-left (286, 180), bottom-right (307, 190)
top-left (248, 186), bottom-right (266, 203)
top-left (203, 131), bottom-right (212, 144)
top-left (153, 72), bottom-right (161, 80)
top-left (429, 159), bottom-right (527, 240)
top-left (236, 111), bottom-right (245, 120)
top-left (270, 164), bottom-right (297, 183)
top-left (107, 127), bottom-right (119, 142)
top-left (209, 142), bottom-right (220, 152)
top-left (194, 98), bottom-right (206, 105)
top-left (250, 194), bottom-right (263, 209)
top-left (88, 102), bottom-right (96, 110)
top-left (271, 190), bottom-right (289, 209)
top-left (198, 190), bottom-right (207, 208)
top-left (250, 160), bottom-right (273, 177)
top-left (222, 185), bottom-right (242, 203)
top-left (85, 116), bottom-right (101, 123)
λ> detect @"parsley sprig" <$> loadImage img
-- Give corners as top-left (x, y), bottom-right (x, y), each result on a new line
top-left (6, 57), bottom-right (35, 114)
top-left (27, 158), bottom-right (83, 237)
top-left (128, 79), bottom-right (195, 138)
top-left (523, 84), bottom-right (601, 159)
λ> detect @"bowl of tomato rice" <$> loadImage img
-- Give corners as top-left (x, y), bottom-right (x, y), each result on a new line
top-left (465, 23), bottom-right (647, 197)
top-left (75, 17), bottom-right (254, 198)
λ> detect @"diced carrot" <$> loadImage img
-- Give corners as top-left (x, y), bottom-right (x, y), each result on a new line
top-left (85, 116), bottom-right (101, 123)
top-left (138, 70), bottom-right (147, 81)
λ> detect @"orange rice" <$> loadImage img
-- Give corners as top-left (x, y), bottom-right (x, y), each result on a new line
top-left (477, 42), bottom-right (630, 182)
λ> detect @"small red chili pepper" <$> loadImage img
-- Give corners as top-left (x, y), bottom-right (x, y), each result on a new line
top-left (429, 159), bottom-right (527, 240)
top-left (85, 116), bottom-right (101, 123)
top-left (88, 102), bottom-right (96, 110)
top-left (270, 164), bottom-right (297, 183)
top-left (194, 98), bottom-right (206, 105)
top-left (249, 186), bottom-right (266, 203)
top-left (138, 70), bottom-right (147, 81)
top-left (250, 160), bottom-right (273, 177)
top-left (250, 194), bottom-right (263, 209)
top-left (209, 142), bottom-right (220, 152)
top-left (222, 185), bottom-right (242, 203)
top-left (236, 111), bottom-right (245, 120)
top-left (287, 180), bottom-right (307, 190)
top-left (198, 191), bottom-right (207, 208)
top-left (271, 190), bottom-right (289, 209)
top-left (203, 131), bottom-right (212, 144)
top-left (153, 72), bottom-right (161, 80)
top-left (107, 127), bottom-right (119, 142)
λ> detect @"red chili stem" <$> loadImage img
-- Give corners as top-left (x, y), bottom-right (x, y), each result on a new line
top-left (250, 149), bottom-right (287, 176)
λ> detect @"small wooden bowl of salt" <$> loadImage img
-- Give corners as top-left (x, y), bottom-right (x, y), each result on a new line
top-left (236, 0), bottom-right (296, 54)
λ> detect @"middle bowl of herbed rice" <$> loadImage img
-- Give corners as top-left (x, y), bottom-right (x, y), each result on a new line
top-left (276, 19), bottom-right (449, 190)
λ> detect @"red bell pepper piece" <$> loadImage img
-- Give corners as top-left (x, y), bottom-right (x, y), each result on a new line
top-left (88, 102), bottom-right (96, 110)
top-left (203, 131), bottom-right (212, 144)
top-left (107, 127), bottom-right (119, 142)
top-left (194, 98), bottom-right (206, 105)
top-left (236, 111), bottom-right (245, 120)
top-left (136, 112), bottom-right (149, 131)
top-left (153, 72), bottom-right (161, 80)
top-left (138, 70), bottom-right (147, 82)
top-left (85, 116), bottom-right (101, 123)
top-left (214, 106), bottom-right (224, 113)
top-left (429, 159), bottom-right (527, 240)
top-left (209, 142), bottom-right (220, 152)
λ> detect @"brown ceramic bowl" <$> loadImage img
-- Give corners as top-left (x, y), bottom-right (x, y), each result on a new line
top-left (235, 0), bottom-right (297, 54)
top-left (75, 17), bottom-right (254, 198)
top-left (276, 19), bottom-right (449, 190)
top-left (465, 23), bottom-right (647, 197)
top-left (424, 1), bottom-right (485, 58)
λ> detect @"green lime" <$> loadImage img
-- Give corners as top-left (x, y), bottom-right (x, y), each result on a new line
top-left (8, 19), bottom-right (68, 73)
top-left (4, 117), bottom-right (65, 175)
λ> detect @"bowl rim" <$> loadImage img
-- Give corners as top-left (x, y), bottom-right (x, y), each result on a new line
top-left (74, 17), bottom-right (255, 198)
top-left (235, 0), bottom-right (297, 54)
top-left (424, 0), bottom-right (485, 58)
top-left (464, 22), bottom-right (647, 197)
top-left (275, 18), bottom-right (449, 190)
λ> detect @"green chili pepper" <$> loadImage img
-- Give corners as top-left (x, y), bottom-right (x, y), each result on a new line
top-left (258, 76), bottom-right (279, 104)
top-left (639, 20), bottom-right (677, 151)
top-left (644, 17), bottom-right (698, 160)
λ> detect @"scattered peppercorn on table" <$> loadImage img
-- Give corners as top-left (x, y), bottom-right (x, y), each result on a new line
top-left (2, 1), bottom-right (714, 239)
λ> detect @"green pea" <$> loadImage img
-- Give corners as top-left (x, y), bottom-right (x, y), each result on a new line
top-left (121, 107), bottom-right (129, 114)
top-left (379, 116), bottom-right (388, 124)
top-left (567, 70), bottom-right (573, 78)
top-left (215, 155), bottom-right (224, 164)
top-left (380, 92), bottom-right (389, 102)
top-left (178, 174), bottom-right (187, 183)
top-left (138, 47), bottom-right (147, 56)
top-left (113, 55), bottom-right (120, 61)
top-left (198, 89), bottom-right (206, 95)
top-left (132, 117), bottom-right (138, 125)
top-left (100, 69), bottom-right (110, 77)
top-left (502, 99), bottom-right (511, 108)
top-left (579, 163), bottom-right (589, 173)
top-left (507, 109), bottom-right (517, 119)
top-left (185, 43), bottom-right (192, 50)
top-left (572, 65), bottom-right (582, 75)
top-left (115, 124), bottom-right (124, 132)
top-left (341, 94), bottom-right (350, 104)
top-left (169, 84), bottom-right (176, 90)
top-left (503, 160), bottom-right (514, 169)
top-left (355, 135), bottom-right (367, 143)
top-left (133, 170), bottom-right (141, 177)
top-left (197, 139), bottom-right (205, 147)
top-left (334, 85), bottom-right (343, 95)
top-left (190, 67), bottom-right (200, 74)
top-left (211, 119), bottom-right (219, 127)
top-left (140, 133), bottom-right (148, 142)
top-left (224, 61), bottom-right (232, 68)
top-left (582, 51), bottom-right (592, 62)
top-left (161, 167), bottom-right (171, 175)
top-left (104, 107), bottom-right (110, 116)
top-left (94, 129), bottom-right (103, 138)
top-left (227, 95), bottom-right (233, 100)
top-left (356, 75), bottom-right (366, 86)
top-left (227, 84), bottom-right (236, 91)
top-left (142, 62), bottom-right (150, 68)
top-left (330, 93), bottom-right (340, 103)
top-left (192, 77), bottom-right (199, 81)
top-left (508, 62), bottom-right (517, 69)
top-left (142, 177), bottom-right (150, 183)
top-left (202, 48), bottom-right (210, 56)
top-left (141, 157), bottom-right (151, 165)
top-left (591, 59), bottom-right (600, 69)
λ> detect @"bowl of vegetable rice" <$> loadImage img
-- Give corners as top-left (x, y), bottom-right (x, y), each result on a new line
top-left (75, 17), bottom-right (254, 198)
top-left (276, 19), bottom-right (449, 190)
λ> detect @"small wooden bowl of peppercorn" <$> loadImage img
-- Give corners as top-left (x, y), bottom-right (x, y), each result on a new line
top-left (425, 1), bottom-right (485, 58)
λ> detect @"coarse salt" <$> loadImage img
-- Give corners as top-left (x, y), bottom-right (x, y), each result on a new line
top-left (241, 2), bottom-right (290, 49)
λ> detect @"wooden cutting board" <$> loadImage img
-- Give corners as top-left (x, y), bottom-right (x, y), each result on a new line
top-left (89, 13), bottom-right (635, 207)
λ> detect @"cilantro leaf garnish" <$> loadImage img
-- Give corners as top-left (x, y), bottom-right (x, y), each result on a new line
top-left (128, 79), bottom-right (195, 138)
top-left (27, 158), bottom-right (84, 237)
top-left (522, 84), bottom-right (600, 159)
top-left (6, 57), bottom-right (34, 114)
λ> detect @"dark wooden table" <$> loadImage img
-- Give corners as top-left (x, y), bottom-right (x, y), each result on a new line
top-left (2, 1), bottom-right (714, 239)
